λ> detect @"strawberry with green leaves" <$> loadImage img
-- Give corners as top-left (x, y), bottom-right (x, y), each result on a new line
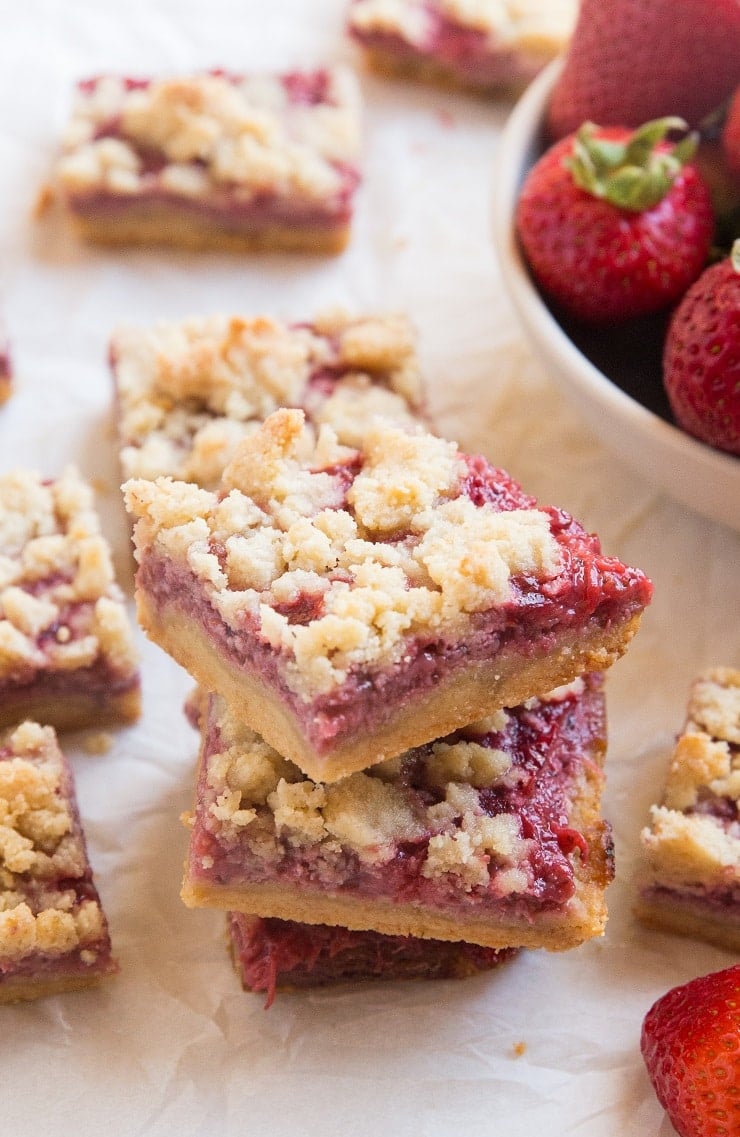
top-left (515, 118), bottom-right (714, 324)
top-left (547, 0), bottom-right (740, 141)
top-left (663, 240), bottom-right (740, 455)
top-left (641, 964), bottom-right (740, 1137)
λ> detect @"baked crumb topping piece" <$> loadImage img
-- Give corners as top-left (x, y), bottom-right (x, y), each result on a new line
top-left (636, 668), bottom-right (740, 950)
top-left (0, 468), bottom-right (140, 728)
top-left (111, 311), bottom-right (423, 488)
top-left (183, 675), bottom-right (612, 948)
top-left (228, 912), bottom-right (518, 1006)
top-left (348, 0), bottom-right (577, 90)
top-left (0, 721), bottom-right (117, 998)
top-left (53, 68), bottom-right (362, 240)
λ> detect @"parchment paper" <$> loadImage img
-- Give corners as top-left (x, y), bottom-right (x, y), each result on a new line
top-left (1, 4), bottom-right (738, 1135)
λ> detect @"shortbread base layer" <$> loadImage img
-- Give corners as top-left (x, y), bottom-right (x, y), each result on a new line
top-left (0, 956), bottom-right (118, 1004)
top-left (183, 760), bottom-right (613, 952)
top-left (356, 42), bottom-right (542, 95)
top-left (0, 681), bottom-right (141, 732)
top-left (634, 888), bottom-right (740, 954)
top-left (228, 913), bottom-right (517, 1005)
top-left (138, 582), bottom-right (640, 782)
top-left (0, 358), bottom-right (10, 405)
top-left (64, 199), bottom-right (351, 254)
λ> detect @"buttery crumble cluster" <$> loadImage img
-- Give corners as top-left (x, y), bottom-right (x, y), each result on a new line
top-left (124, 410), bottom-right (561, 699)
top-left (0, 722), bottom-right (105, 962)
top-left (640, 668), bottom-right (740, 886)
top-left (196, 688), bottom-right (581, 892)
top-left (348, 0), bottom-right (577, 54)
top-left (112, 311), bottom-right (422, 488)
top-left (0, 468), bottom-right (138, 681)
top-left (55, 68), bottom-right (361, 203)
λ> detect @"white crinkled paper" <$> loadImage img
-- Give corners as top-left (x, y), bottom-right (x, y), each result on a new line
top-left (1, 3), bottom-right (738, 1135)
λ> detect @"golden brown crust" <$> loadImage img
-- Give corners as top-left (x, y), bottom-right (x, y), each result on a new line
top-left (66, 208), bottom-right (351, 254)
top-left (0, 686), bottom-right (141, 733)
top-left (138, 586), bottom-right (640, 782)
top-left (0, 969), bottom-right (116, 1005)
top-left (633, 897), bottom-right (740, 954)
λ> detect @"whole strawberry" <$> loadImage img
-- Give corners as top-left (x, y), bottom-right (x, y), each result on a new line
top-left (548, 0), bottom-right (740, 141)
top-left (515, 118), bottom-right (714, 323)
top-left (663, 241), bottom-right (740, 455)
top-left (641, 964), bottom-right (740, 1137)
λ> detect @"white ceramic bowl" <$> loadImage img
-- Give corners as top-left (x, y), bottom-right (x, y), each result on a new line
top-left (492, 61), bottom-right (740, 533)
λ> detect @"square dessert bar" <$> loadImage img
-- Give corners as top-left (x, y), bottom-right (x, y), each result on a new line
top-left (125, 409), bottom-right (651, 782)
top-left (0, 326), bottom-right (11, 405)
top-left (182, 675), bottom-right (614, 951)
top-left (111, 310), bottom-right (424, 489)
top-left (635, 667), bottom-right (740, 952)
top-left (0, 721), bottom-right (118, 1002)
top-left (0, 468), bottom-right (141, 731)
top-left (347, 0), bottom-right (577, 94)
top-left (228, 913), bottom-right (518, 1007)
top-left (53, 67), bottom-right (362, 253)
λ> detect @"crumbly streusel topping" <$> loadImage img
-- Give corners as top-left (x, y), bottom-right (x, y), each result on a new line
top-left (56, 68), bottom-right (361, 204)
top-left (349, 0), bottom-right (577, 51)
top-left (196, 691), bottom-right (549, 892)
top-left (0, 721), bottom-right (104, 961)
top-left (112, 311), bottom-right (422, 488)
top-left (124, 410), bottom-right (561, 699)
top-left (0, 468), bottom-right (138, 681)
top-left (640, 668), bottom-right (740, 887)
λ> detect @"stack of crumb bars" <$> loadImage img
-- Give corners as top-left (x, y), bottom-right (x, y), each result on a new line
top-left (115, 307), bottom-right (652, 1004)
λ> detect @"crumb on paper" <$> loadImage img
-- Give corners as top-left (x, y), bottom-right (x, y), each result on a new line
top-left (512, 1041), bottom-right (527, 1057)
top-left (82, 731), bottom-right (113, 756)
top-left (435, 108), bottom-right (455, 128)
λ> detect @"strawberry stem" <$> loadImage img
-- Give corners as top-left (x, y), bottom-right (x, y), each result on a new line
top-left (564, 117), bottom-right (698, 212)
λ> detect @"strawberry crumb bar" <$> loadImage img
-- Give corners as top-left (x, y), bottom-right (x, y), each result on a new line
top-left (347, 0), bottom-right (577, 94)
top-left (53, 68), bottom-right (361, 254)
top-left (635, 668), bottom-right (740, 953)
top-left (0, 468), bottom-right (140, 732)
top-left (0, 326), bottom-right (11, 405)
top-left (182, 675), bottom-right (613, 950)
top-left (0, 721), bottom-right (117, 1002)
top-left (111, 311), bottom-right (423, 489)
top-left (228, 913), bottom-right (518, 1006)
top-left (125, 409), bottom-right (651, 782)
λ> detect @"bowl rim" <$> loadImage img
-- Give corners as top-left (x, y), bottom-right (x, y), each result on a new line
top-left (491, 59), bottom-right (740, 533)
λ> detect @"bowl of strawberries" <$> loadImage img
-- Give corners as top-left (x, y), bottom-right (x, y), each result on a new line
top-left (492, 0), bottom-right (740, 533)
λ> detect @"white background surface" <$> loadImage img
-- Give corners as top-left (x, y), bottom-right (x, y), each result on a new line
top-left (1, 3), bottom-right (738, 1135)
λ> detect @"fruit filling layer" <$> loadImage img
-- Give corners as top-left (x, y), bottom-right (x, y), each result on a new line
top-left (228, 913), bottom-right (517, 1006)
top-left (126, 410), bottom-right (651, 754)
top-left (0, 331), bottom-right (11, 404)
top-left (111, 311), bottom-right (423, 488)
top-left (0, 469), bottom-right (140, 721)
top-left (55, 69), bottom-right (361, 225)
top-left (0, 721), bottom-right (117, 997)
top-left (186, 674), bottom-right (610, 923)
top-left (348, 0), bottom-right (577, 88)
top-left (639, 668), bottom-right (740, 918)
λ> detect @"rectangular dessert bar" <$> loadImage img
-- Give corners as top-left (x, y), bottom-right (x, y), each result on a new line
top-left (0, 467), bottom-right (141, 732)
top-left (347, 0), bottom-right (577, 94)
top-left (111, 310), bottom-right (424, 489)
top-left (53, 68), bottom-right (362, 254)
top-left (228, 913), bottom-right (518, 1007)
top-left (182, 675), bottom-right (615, 952)
top-left (125, 408), bottom-right (651, 782)
top-left (635, 667), bottom-right (740, 952)
top-left (0, 721), bottom-right (118, 1002)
